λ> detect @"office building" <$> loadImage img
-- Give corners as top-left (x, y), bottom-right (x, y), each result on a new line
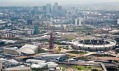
top-left (117, 19), bottom-right (119, 25)
top-left (32, 6), bottom-right (39, 15)
top-left (46, 4), bottom-right (51, 15)
top-left (75, 18), bottom-right (82, 26)
top-left (53, 3), bottom-right (58, 12)
top-left (34, 25), bottom-right (40, 35)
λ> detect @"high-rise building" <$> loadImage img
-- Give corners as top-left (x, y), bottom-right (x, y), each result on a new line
top-left (117, 19), bottom-right (119, 25)
top-left (58, 6), bottom-right (62, 10)
top-left (75, 18), bottom-right (82, 26)
top-left (53, 3), bottom-right (59, 16)
top-left (54, 3), bottom-right (58, 9)
top-left (52, 3), bottom-right (63, 17)
top-left (46, 4), bottom-right (51, 15)
top-left (32, 6), bottom-right (39, 15)
top-left (34, 25), bottom-right (39, 35)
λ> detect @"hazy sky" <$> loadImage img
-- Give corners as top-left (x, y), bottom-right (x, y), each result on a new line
top-left (0, 0), bottom-right (119, 6)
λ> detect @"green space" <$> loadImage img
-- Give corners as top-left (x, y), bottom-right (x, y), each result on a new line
top-left (67, 51), bottom-right (87, 54)
top-left (73, 26), bottom-right (93, 33)
top-left (38, 39), bottom-right (48, 42)
top-left (72, 65), bottom-right (102, 71)
top-left (32, 68), bottom-right (48, 71)
top-left (66, 55), bottom-right (75, 59)
top-left (60, 64), bottom-right (66, 71)
top-left (38, 48), bottom-right (46, 53)
top-left (91, 54), bottom-right (115, 57)
top-left (77, 57), bottom-right (90, 61)
top-left (60, 64), bottom-right (102, 71)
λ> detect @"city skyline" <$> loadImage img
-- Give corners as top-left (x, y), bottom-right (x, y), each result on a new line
top-left (0, 0), bottom-right (119, 6)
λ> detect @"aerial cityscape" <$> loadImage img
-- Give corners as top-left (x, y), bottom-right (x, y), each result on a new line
top-left (0, 0), bottom-right (119, 71)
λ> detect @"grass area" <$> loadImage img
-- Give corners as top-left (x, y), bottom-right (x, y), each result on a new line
top-left (66, 55), bottom-right (75, 59)
top-left (72, 65), bottom-right (102, 71)
top-left (91, 54), bottom-right (115, 57)
top-left (68, 51), bottom-right (87, 54)
top-left (38, 48), bottom-right (46, 53)
top-left (77, 57), bottom-right (90, 61)
top-left (60, 64), bottom-right (102, 71)
top-left (60, 64), bottom-right (66, 71)
top-left (64, 36), bottom-right (76, 41)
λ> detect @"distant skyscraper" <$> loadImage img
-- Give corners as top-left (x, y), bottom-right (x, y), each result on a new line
top-left (75, 18), bottom-right (82, 26)
top-left (46, 4), bottom-right (51, 15)
top-left (34, 25), bottom-right (39, 35)
top-left (42, 6), bottom-right (46, 11)
top-left (117, 19), bottom-right (119, 25)
top-left (53, 3), bottom-right (59, 15)
top-left (32, 6), bottom-right (39, 15)
top-left (52, 3), bottom-right (63, 17)
top-left (58, 6), bottom-right (62, 11)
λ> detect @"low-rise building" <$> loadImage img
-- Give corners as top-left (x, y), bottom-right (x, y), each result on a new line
top-left (3, 44), bottom-right (39, 56)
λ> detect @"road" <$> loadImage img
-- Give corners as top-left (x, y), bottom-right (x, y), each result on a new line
top-left (94, 57), bottom-right (119, 61)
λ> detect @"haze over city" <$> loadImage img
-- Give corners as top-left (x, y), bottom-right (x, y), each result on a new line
top-left (0, 0), bottom-right (119, 6)
top-left (1, 0), bottom-right (119, 71)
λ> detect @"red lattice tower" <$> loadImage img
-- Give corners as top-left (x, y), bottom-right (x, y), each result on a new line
top-left (49, 32), bottom-right (54, 53)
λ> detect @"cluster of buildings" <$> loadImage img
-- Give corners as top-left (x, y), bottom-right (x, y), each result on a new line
top-left (0, 43), bottom-right (67, 71)
top-left (0, 2), bottom-right (119, 71)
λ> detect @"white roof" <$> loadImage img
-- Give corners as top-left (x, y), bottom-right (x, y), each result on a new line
top-left (26, 59), bottom-right (46, 63)
top-left (18, 44), bottom-right (38, 54)
top-left (5, 67), bottom-right (31, 71)
top-left (31, 63), bottom-right (47, 68)
top-left (47, 62), bottom-right (58, 68)
top-left (19, 48), bottom-right (35, 54)
top-left (0, 20), bottom-right (7, 24)
top-left (31, 64), bottom-right (41, 68)
top-left (20, 44), bottom-right (38, 51)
